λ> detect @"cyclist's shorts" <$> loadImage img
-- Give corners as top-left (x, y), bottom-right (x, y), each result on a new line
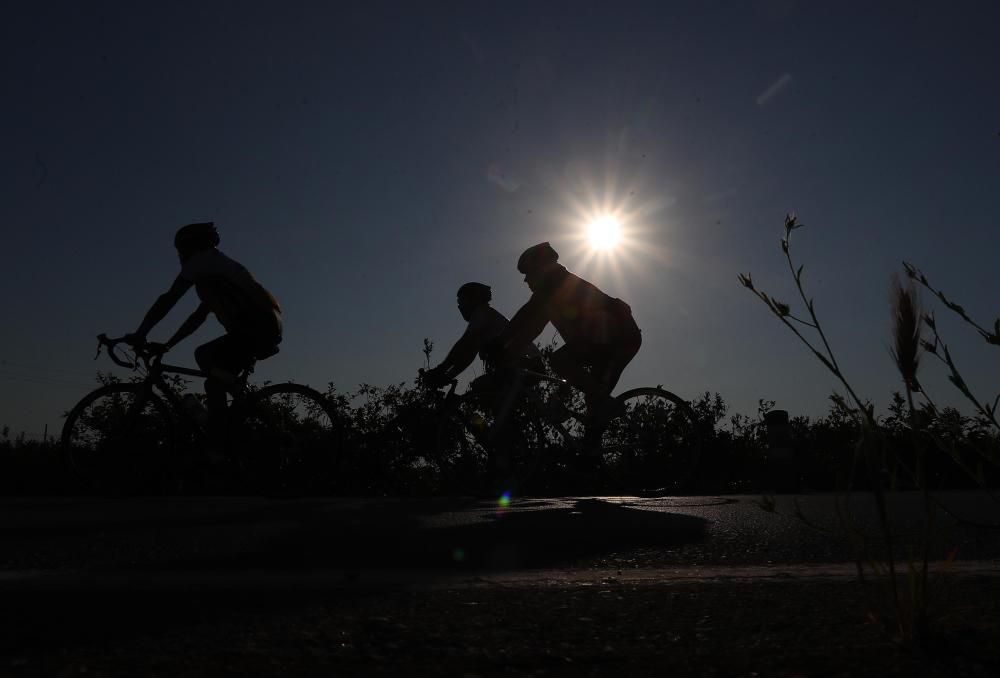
top-left (564, 304), bottom-right (641, 369)
top-left (197, 327), bottom-right (282, 377)
top-left (470, 364), bottom-right (545, 402)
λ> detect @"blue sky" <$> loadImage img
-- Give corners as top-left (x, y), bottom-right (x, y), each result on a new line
top-left (3, 1), bottom-right (999, 438)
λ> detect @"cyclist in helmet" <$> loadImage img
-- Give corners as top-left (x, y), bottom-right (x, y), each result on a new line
top-left (493, 241), bottom-right (641, 415)
top-left (123, 222), bottom-right (282, 423)
top-left (423, 282), bottom-right (539, 388)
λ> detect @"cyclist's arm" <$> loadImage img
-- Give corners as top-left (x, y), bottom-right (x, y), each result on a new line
top-left (435, 328), bottom-right (480, 380)
top-left (163, 302), bottom-right (210, 350)
top-left (133, 276), bottom-right (193, 340)
top-left (499, 296), bottom-right (549, 352)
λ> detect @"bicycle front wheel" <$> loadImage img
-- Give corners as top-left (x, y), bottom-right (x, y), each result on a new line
top-left (61, 383), bottom-right (175, 493)
top-left (596, 387), bottom-right (702, 495)
top-left (228, 383), bottom-right (342, 496)
top-left (433, 390), bottom-right (554, 498)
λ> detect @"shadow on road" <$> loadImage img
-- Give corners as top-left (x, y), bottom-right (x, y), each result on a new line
top-left (157, 497), bottom-right (709, 572)
top-left (0, 498), bottom-right (709, 661)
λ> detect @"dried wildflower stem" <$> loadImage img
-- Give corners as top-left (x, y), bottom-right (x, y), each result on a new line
top-left (741, 215), bottom-right (902, 634)
top-left (905, 261), bottom-right (1000, 431)
top-left (922, 321), bottom-right (1000, 432)
top-left (884, 282), bottom-right (1000, 525)
top-left (904, 262), bottom-right (1000, 345)
top-left (739, 221), bottom-right (866, 414)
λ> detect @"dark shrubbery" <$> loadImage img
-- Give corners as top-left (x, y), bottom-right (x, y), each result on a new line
top-left (5, 380), bottom-right (998, 496)
top-left (0, 426), bottom-right (77, 494)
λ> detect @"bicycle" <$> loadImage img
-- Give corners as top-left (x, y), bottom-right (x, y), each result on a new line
top-left (61, 334), bottom-right (342, 495)
top-left (429, 367), bottom-right (702, 497)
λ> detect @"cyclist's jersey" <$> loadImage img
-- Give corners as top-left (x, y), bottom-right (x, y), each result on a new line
top-left (516, 266), bottom-right (635, 346)
top-left (179, 249), bottom-right (281, 338)
top-left (466, 306), bottom-right (540, 365)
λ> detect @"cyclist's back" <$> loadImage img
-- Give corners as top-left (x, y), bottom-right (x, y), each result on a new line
top-left (498, 242), bottom-right (641, 411)
top-left (532, 266), bottom-right (633, 347)
top-left (180, 247), bottom-right (281, 349)
top-left (465, 303), bottom-right (508, 360)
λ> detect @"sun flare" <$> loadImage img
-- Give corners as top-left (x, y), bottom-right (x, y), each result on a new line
top-left (587, 216), bottom-right (622, 250)
top-left (548, 167), bottom-right (678, 298)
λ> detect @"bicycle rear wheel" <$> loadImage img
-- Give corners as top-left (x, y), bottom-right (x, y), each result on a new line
top-left (228, 383), bottom-right (341, 496)
top-left (433, 394), bottom-right (491, 494)
top-left (61, 383), bottom-right (175, 493)
top-left (595, 387), bottom-right (702, 495)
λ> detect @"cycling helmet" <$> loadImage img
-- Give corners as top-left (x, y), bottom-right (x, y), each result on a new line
top-left (516, 242), bottom-right (559, 274)
top-left (174, 222), bottom-right (220, 254)
top-left (457, 282), bottom-right (492, 305)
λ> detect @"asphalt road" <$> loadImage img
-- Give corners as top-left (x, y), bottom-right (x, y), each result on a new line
top-left (3, 492), bottom-right (999, 675)
top-left (2, 491), bottom-right (998, 582)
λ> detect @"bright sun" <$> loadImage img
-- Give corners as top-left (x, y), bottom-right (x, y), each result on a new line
top-left (587, 216), bottom-right (622, 250)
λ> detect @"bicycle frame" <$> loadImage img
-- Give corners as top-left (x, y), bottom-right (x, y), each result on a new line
top-left (95, 335), bottom-right (251, 434)
top-left (450, 367), bottom-right (582, 451)
top-left (68, 334), bottom-right (338, 495)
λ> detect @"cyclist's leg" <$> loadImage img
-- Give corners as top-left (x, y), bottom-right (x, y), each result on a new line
top-left (549, 344), bottom-right (605, 400)
top-left (578, 323), bottom-right (643, 469)
top-left (194, 335), bottom-right (255, 422)
top-left (474, 368), bottom-right (529, 486)
top-left (195, 337), bottom-right (228, 416)
top-left (599, 322), bottom-right (642, 397)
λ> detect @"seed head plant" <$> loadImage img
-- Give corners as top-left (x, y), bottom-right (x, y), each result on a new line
top-left (741, 214), bottom-right (927, 646)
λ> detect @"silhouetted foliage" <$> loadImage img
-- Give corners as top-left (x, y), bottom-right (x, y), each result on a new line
top-left (10, 360), bottom-right (1000, 496)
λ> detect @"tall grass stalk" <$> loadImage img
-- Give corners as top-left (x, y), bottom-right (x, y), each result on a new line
top-left (740, 214), bottom-right (906, 642)
top-left (901, 264), bottom-right (1000, 508)
top-left (889, 275), bottom-right (931, 642)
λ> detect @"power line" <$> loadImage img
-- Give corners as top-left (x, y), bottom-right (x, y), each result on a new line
top-left (0, 360), bottom-right (98, 379)
top-left (0, 370), bottom-right (94, 389)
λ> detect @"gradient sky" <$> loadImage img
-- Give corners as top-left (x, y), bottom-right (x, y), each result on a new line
top-left (3, 1), bottom-right (1000, 438)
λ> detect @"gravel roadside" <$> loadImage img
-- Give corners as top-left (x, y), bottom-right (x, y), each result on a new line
top-left (3, 573), bottom-right (999, 676)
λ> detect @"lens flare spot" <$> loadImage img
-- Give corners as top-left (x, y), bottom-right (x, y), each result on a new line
top-left (498, 492), bottom-right (512, 508)
top-left (452, 547), bottom-right (466, 562)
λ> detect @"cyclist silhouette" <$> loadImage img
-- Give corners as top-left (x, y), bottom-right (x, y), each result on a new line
top-left (491, 242), bottom-right (641, 415)
top-left (423, 282), bottom-right (540, 388)
top-left (123, 222), bottom-right (282, 425)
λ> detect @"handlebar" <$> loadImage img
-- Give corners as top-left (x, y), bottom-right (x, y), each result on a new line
top-left (95, 334), bottom-right (164, 370)
top-left (417, 368), bottom-right (458, 396)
